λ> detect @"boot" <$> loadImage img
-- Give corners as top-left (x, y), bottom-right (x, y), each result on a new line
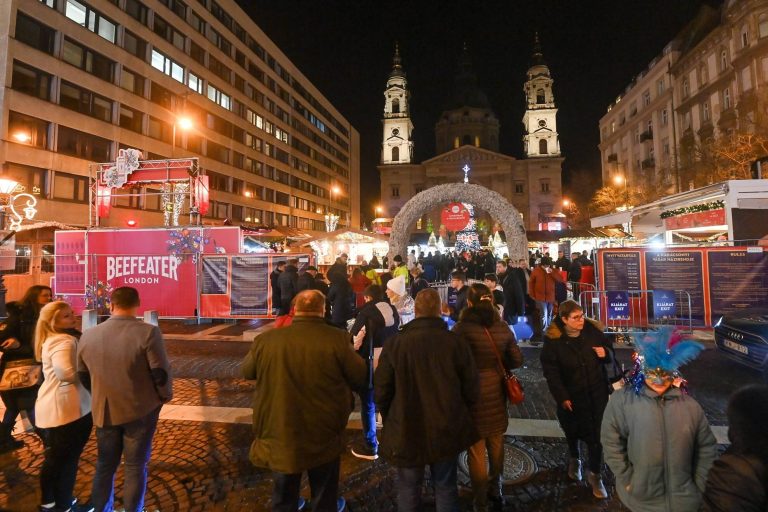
top-left (0, 424), bottom-right (24, 453)
top-left (567, 457), bottom-right (582, 481)
top-left (587, 471), bottom-right (608, 499)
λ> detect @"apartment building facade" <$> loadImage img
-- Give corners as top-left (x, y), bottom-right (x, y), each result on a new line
top-left (599, 0), bottom-right (768, 195)
top-left (0, 0), bottom-right (360, 230)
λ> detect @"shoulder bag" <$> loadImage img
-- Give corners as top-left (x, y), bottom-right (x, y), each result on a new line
top-left (0, 358), bottom-right (43, 391)
top-left (483, 327), bottom-right (524, 405)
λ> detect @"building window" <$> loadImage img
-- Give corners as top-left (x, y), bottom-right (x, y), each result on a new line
top-left (15, 13), bottom-right (56, 55)
top-left (392, 98), bottom-right (400, 114)
top-left (760, 15), bottom-right (768, 38)
top-left (161, 0), bottom-right (187, 19)
top-left (206, 84), bottom-right (230, 109)
top-left (124, 0), bottom-right (148, 25)
top-left (187, 71), bottom-right (203, 93)
top-left (683, 111), bottom-right (691, 130)
top-left (40, 0), bottom-right (56, 7)
top-left (120, 68), bottom-right (144, 96)
top-left (207, 27), bottom-right (231, 56)
top-left (147, 116), bottom-right (172, 142)
top-left (4, 163), bottom-right (47, 198)
top-left (742, 26), bottom-right (750, 48)
top-left (538, 139), bottom-right (548, 155)
top-left (151, 49), bottom-right (184, 83)
top-left (153, 14), bottom-right (185, 50)
top-left (700, 65), bottom-right (708, 84)
top-left (391, 186), bottom-right (399, 198)
top-left (742, 67), bottom-right (753, 91)
top-left (57, 125), bottom-right (111, 161)
top-left (643, 90), bottom-right (651, 106)
top-left (682, 79), bottom-right (689, 98)
top-left (118, 105), bottom-right (143, 132)
top-left (8, 111), bottom-right (50, 149)
top-left (540, 179), bottom-right (550, 193)
top-left (536, 89), bottom-right (545, 104)
top-left (122, 30), bottom-right (147, 59)
top-left (663, 138), bottom-right (670, 155)
top-left (189, 40), bottom-right (206, 65)
top-left (462, 134), bottom-right (472, 145)
top-left (65, 0), bottom-right (116, 42)
top-left (59, 81), bottom-right (113, 122)
top-left (702, 102), bottom-right (710, 121)
top-left (720, 50), bottom-right (728, 72)
top-left (453, 136), bottom-right (460, 149)
top-left (390, 145), bottom-right (399, 161)
top-left (53, 171), bottom-right (88, 202)
top-left (657, 78), bottom-right (665, 95)
top-left (723, 88), bottom-right (731, 110)
top-left (62, 39), bottom-right (115, 82)
top-left (206, 141), bottom-right (230, 163)
top-left (208, 55), bottom-right (231, 82)
top-left (514, 182), bottom-right (524, 194)
top-left (150, 81), bottom-right (174, 109)
top-left (11, 61), bottom-right (52, 100)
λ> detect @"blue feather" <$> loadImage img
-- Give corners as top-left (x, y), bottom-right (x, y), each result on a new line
top-left (631, 327), bottom-right (704, 372)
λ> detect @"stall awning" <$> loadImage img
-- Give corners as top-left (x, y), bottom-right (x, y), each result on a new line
top-left (590, 210), bottom-right (633, 229)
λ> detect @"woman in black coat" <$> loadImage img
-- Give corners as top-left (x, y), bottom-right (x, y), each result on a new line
top-left (702, 385), bottom-right (768, 512)
top-left (0, 285), bottom-right (52, 452)
top-left (540, 299), bottom-right (611, 498)
top-left (327, 272), bottom-right (353, 328)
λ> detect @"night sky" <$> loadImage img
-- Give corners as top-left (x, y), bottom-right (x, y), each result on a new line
top-left (238, 1), bottom-right (722, 221)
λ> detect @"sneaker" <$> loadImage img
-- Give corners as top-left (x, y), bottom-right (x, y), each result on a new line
top-left (351, 443), bottom-right (378, 460)
top-left (567, 457), bottom-right (582, 481)
top-left (587, 471), bottom-right (608, 499)
top-left (297, 497), bottom-right (307, 511)
top-left (337, 497), bottom-right (346, 512)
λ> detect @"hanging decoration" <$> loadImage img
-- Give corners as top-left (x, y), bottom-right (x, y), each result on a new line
top-left (167, 228), bottom-right (210, 263)
top-left (103, 148), bottom-right (142, 188)
top-left (85, 280), bottom-right (113, 315)
top-left (7, 193), bottom-right (38, 230)
top-left (161, 183), bottom-right (189, 227)
top-left (455, 203), bottom-right (481, 253)
top-left (660, 200), bottom-right (724, 219)
top-left (325, 213), bottom-right (339, 232)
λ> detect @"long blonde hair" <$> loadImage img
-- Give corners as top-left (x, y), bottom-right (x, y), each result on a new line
top-left (35, 301), bottom-right (73, 362)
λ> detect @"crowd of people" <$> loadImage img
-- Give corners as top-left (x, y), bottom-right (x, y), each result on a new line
top-left (3, 250), bottom-right (767, 512)
top-left (0, 286), bottom-right (171, 512)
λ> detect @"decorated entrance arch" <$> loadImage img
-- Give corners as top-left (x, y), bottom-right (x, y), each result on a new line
top-left (388, 183), bottom-right (528, 261)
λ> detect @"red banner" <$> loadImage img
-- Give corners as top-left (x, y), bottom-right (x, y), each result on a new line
top-left (55, 227), bottom-right (241, 316)
top-left (664, 209), bottom-right (726, 230)
top-left (441, 202), bottom-right (470, 231)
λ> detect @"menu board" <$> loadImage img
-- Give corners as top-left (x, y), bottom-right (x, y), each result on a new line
top-left (645, 251), bottom-right (705, 323)
top-left (602, 251), bottom-right (641, 291)
top-left (707, 250), bottom-right (768, 317)
top-left (230, 256), bottom-right (269, 315)
top-left (202, 256), bottom-right (228, 295)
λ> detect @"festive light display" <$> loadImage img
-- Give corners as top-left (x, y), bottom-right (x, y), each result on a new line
top-left (659, 200), bottom-right (724, 219)
top-left (455, 203), bottom-right (481, 252)
top-left (167, 228), bottom-right (211, 263)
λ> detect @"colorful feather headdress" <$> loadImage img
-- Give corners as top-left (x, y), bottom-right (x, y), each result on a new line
top-left (626, 326), bottom-right (705, 394)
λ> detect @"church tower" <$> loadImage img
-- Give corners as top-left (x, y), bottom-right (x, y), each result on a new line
top-left (522, 33), bottom-right (561, 158)
top-left (381, 44), bottom-right (414, 164)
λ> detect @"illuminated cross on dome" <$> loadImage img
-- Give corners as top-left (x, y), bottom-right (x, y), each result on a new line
top-left (462, 164), bottom-right (470, 183)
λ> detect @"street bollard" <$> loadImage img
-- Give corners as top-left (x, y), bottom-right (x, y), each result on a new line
top-left (82, 309), bottom-right (98, 331)
top-left (143, 310), bottom-right (159, 326)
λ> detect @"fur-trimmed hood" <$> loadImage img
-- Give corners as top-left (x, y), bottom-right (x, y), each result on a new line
top-left (544, 316), bottom-right (605, 340)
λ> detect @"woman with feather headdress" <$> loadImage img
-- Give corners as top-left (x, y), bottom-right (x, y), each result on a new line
top-left (601, 327), bottom-right (717, 512)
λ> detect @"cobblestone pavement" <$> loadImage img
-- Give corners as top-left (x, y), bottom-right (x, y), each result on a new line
top-left (0, 335), bottom-right (758, 511)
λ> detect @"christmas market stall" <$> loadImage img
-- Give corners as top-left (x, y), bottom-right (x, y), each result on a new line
top-left (299, 228), bottom-right (389, 269)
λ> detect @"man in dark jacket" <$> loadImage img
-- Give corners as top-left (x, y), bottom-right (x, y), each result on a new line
top-left (568, 253), bottom-right (583, 301)
top-left (447, 271), bottom-right (469, 322)
top-left (496, 260), bottom-right (525, 322)
top-left (349, 285), bottom-right (399, 460)
top-left (296, 265), bottom-right (318, 292)
top-left (327, 253), bottom-right (348, 283)
top-left (269, 261), bottom-right (285, 315)
top-left (277, 259), bottom-right (299, 315)
top-left (243, 290), bottom-right (366, 511)
top-left (375, 288), bottom-right (479, 510)
top-left (555, 251), bottom-right (570, 273)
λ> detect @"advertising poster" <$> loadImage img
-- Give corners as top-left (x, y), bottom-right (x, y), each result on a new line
top-left (707, 249), bottom-right (768, 320)
top-left (53, 231), bottom-right (86, 295)
top-left (230, 255), bottom-right (270, 316)
top-left (606, 291), bottom-right (631, 321)
top-left (652, 289), bottom-right (676, 320)
top-left (644, 250), bottom-right (705, 324)
top-left (601, 251), bottom-right (641, 291)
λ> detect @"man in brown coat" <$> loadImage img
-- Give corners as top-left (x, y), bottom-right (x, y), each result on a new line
top-left (528, 256), bottom-right (564, 331)
top-left (243, 290), bottom-right (366, 511)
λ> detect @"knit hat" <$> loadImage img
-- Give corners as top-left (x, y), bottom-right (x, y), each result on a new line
top-left (387, 275), bottom-right (406, 297)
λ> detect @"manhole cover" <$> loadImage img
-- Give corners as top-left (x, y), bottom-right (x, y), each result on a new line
top-left (457, 436), bottom-right (537, 486)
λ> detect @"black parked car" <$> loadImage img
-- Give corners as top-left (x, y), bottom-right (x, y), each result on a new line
top-left (714, 308), bottom-right (768, 377)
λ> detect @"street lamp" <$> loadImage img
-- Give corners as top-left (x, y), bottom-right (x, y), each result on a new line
top-left (171, 116), bottom-right (193, 158)
top-left (613, 174), bottom-right (629, 207)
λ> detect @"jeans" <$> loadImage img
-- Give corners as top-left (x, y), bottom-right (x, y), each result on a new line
top-left (467, 435), bottom-right (504, 511)
top-left (92, 406), bottom-right (161, 512)
top-left (396, 457), bottom-right (459, 512)
top-left (40, 413), bottom-right (93, 508)
top-left (357, 386), bottom-right (377, 451)
top-left (272, 457), bottom-right (339, 512)
top-left (536, 301), bottom-right (553, 329)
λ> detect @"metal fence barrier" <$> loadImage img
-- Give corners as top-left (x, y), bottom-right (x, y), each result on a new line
top-left (579, 289), bottom-right (693, 334)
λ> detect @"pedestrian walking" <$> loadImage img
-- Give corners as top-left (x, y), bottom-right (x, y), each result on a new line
top-left (349, 285), bottom-right (399, 461)
top-left (567, 253), bottom-right (582, 301)
top-left (328, 269), bottom-right (354, 328)
top-left (496, 260), bottom-right (524, 322)
top-left (375, 288), bottom-right (479, 511)
top-left (409, 266), bottom-right (430, 299)
top-left (296, 265), bottom-right (318, 293)
top-left (270, 261), bottom-right (286, 315)
top-left (277, 259), bottom-right (299, 315)
top-left (349, 267), bottom-right (372, 310)
top-left (528, 257), bottom-right (563, 330)
top-left (453, 284), bottom-right (522, 512)
top-left (702, 384), bottom-right (768, 512)
top-left (0, 284), bottom-right (52, 452)
top-left (385, 275), bottom-right (414, 325)
top-left (601, 327), bottom-right (716, 511)
top-left (243, 290), bottom-right (366, 512)
top-left (541, 300), bottom-right (611, 498)
top-left (77, 287), bottom-right (173, 512)
top-left (446, 271), bottom-right (469, 322)
top-left (34, 301), bottom-right (93, 512)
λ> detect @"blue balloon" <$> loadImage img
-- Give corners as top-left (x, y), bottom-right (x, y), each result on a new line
top-left (510, 316), bottom-right (533, 340)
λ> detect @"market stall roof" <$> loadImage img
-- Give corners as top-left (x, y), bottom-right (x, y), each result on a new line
top-left (16, 221), bottom-right (82, 232)
top-left (298, 228), bottom-right (390, 246)
top-left (525, 228), bottom-right (629, 243)
top-left (242, 225), bottom-right (313, 241)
